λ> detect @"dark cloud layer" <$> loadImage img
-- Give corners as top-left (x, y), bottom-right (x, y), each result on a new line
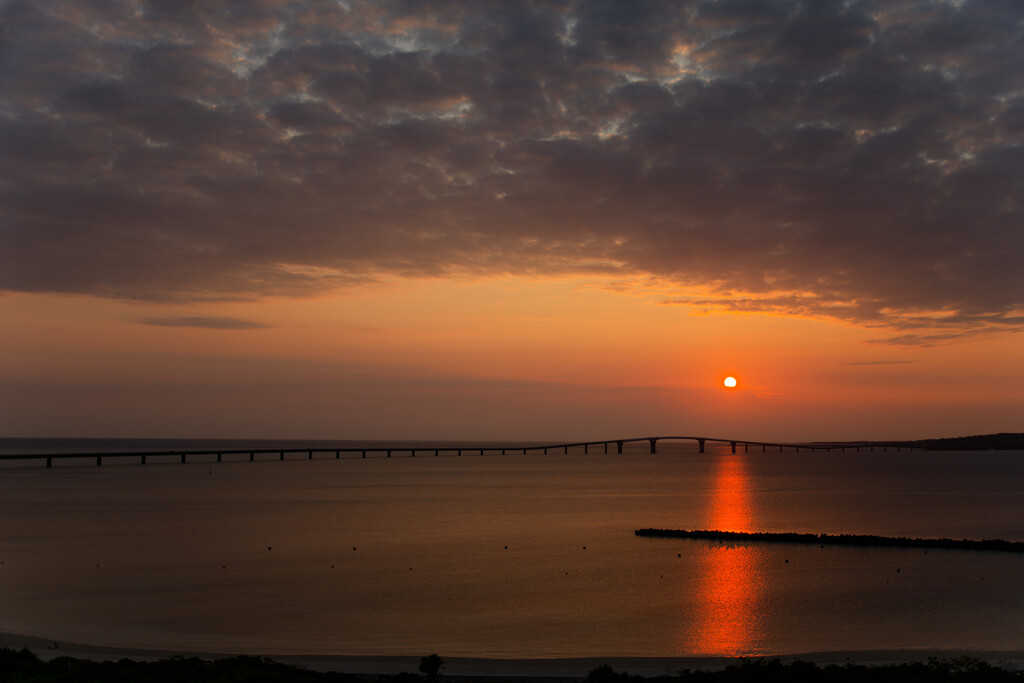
top-left (2, 0), bottom-right (1022, 338)
top-left (141, 316), bottom-right (270, 329)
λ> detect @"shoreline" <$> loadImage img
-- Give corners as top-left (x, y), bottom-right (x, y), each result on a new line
top-left (5, 632), bottom-right (1024, 678)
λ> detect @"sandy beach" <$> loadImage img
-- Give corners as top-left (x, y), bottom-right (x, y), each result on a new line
top-left (4, 631), bottom-right (1024, 679)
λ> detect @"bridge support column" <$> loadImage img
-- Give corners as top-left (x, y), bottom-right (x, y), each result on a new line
top-left (361, 450), bottom-right (366, 458)
top-left (181, 453), bottom-right (186, 463)
top-left (762, 444), bottom-right (766, 452)
top-left (308, 450), bottom-right (313, 460)
top-left (46, 457), bottom-right (52, 468)
top-left (218, 453), bottom-right (222, 463)
top-left (730, 441), bottom-right (736, 454)
top-left (387, 450), bottom-right (391, 458)
top-left (141, 455), bottom-right (146, 465)
top-left (604, 443), bottom-right (608, 454)
top-left (435, 450), bottom-right (439, 457)
top-left (335, 450), bottom-right (340, 459)
top-left (698, 439), bottom-right (705, 453)
top-left (280, 451), bottom-right (285, 460)
top-left (616, 441), bottom-right (623, 454)
top-left (96, 456), bottom-right (102, 466)
top-left (564, 446), bottom-right (568, 454)
top-left (744, 443), bottom-right (748, 453)
top-left (584, 444), bottom-right (588, 454)
top-left (250, 452), bottom-right (255, 462)
top-left (649, 439), bottom-right (657, 454)
top-left (543, 448), bottom-right (547, 454)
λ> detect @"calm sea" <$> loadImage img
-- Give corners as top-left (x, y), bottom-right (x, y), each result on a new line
top-left (1, 438), bottom-right (1022, 658)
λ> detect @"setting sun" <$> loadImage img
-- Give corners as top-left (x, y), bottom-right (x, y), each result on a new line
top-left (723, 376), bottom-right (738, 388)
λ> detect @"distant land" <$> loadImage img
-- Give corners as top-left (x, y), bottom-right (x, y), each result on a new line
top-left (808, 432), bottom-right (1024, 451)
top-left (914, 432), bottom-right (1024, 450)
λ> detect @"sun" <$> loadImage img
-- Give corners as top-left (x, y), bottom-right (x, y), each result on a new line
top-left (723, 376), bottom-right (738, 388)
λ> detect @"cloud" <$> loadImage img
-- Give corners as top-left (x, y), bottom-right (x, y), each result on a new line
top-left (1, 0), bottom-right (1022, 339)
top-left (141, 317), bottom-right (271, 330)
top-left (843, 360), bottom-right (912, 366)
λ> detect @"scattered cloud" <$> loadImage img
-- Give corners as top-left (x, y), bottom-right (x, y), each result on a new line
top-left (141, 317), bottom-right (271, 330)
top-left (843, 360), bottom-right (912, 366)
top-left (1, 0), bottom-right (1021, 339)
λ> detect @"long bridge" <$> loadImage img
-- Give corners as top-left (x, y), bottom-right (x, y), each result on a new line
top-left (0, 435), bottom-right (925, 468)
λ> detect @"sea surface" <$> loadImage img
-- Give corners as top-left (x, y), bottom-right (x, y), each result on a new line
top-left (1, 437), bottom-right (1023, 659)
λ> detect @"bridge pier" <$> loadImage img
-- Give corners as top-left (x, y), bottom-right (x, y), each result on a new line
top-left (744, 443), bottom-right (748, 453)
top-left (96, 456), bottom-right (102, 466)
top-left (217, 453), bottom-right (222, 463)
top-left (308, 450), bottom-right (313, 460)
top-left (730, 441), bottom-right (736, 454)
top-left (335, 450), bottom-right (340, 459)
top-left (584, 444), bottom-right (588, 454)
top-left (387, 450), bottom-right (391, 458)
top-left (604, 443), bottom-right (608, 454)
top-left (698, 439), bottom-right (705, 454)
top-left (762, 444), bottom-right (766, 452)
top-left (649, 439), bottom-right (657, 454)
top-left (141, 455), bottom-right (146, 465)
top-left (250, 452), bottom-right (255, 461)
top-left (361, 450), bottom-right (366, 458)
top-left (46, 457), bottom-right (52, 468)
top-left (616, 441), bottom-right (623, 454)
top-left (280, 451), bottom-right (285, 461)
top-left (435, 449), bottom-right (440, 457)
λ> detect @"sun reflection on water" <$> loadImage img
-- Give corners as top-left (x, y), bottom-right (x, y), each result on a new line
top-left (685, 454), bottom-right (765, 656)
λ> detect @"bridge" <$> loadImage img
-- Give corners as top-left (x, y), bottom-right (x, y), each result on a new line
top-left (0, 435), bottom-right (925, 468)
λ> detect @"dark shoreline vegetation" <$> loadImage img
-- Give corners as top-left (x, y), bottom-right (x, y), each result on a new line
top-left (2, 649), bottom-right (1023, 683)
top-left (634, 529), bottom-right (1024, 553)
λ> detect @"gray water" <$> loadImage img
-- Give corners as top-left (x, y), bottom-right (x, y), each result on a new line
top-left (1, 439), bottom-right (1022, 658)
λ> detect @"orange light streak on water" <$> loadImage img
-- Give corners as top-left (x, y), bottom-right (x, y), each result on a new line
top-left (686, 455), bottom-right (765, 655)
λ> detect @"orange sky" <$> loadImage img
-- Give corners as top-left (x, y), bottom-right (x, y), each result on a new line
top-left (3, 276), bottom-right (1021, 441)
top-left (3, 2), bottom-right (1023, 442)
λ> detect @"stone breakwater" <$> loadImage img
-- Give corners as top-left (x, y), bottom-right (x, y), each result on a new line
top-left (634, 528), bottom-right (1024, 553)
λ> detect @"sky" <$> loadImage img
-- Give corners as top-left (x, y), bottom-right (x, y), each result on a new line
top-left (1, 0), bottom-right (1022, 442)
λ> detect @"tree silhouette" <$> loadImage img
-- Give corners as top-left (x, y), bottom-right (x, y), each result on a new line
top-left (419, 654), bottom-right (444, 681)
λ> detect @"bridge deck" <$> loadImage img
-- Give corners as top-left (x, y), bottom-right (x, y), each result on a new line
top-left (0, 436), bottom-right (925, 467)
